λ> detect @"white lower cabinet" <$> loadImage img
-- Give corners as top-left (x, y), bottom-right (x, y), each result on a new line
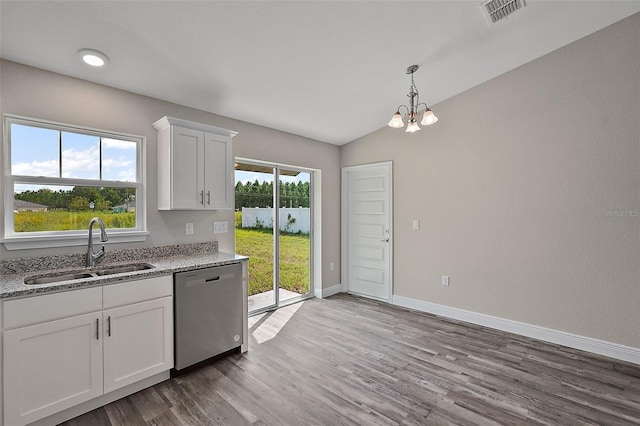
top-left (3, 312), bottom-right (104, 426)
top-left (103, 297), bottom-right (173, 394)
top-left (2, 276), bottom-right (173, 426)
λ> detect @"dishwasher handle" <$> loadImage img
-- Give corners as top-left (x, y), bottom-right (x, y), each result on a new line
top-left (185, 272), bottom-right (238, 287)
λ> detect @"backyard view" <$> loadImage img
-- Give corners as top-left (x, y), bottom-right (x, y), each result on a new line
top-left (234, 165), bottom-right (311, 309)
top-left (9, 120), bottom-right (140, 234)
top-left (15, 156), bottom-right (310, 306)
top-left (235, 212), bottom-right (310, 296)
top-left (13, 186), bottom-right (136, 232)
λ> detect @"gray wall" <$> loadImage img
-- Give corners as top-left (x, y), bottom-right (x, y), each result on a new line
top-left (0, 60), bottom-right (342, 290)
top-left (342, 14), bottom-right (640, 348)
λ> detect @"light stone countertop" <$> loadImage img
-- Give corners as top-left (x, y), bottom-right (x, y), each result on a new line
top-left (0, 242), bottom-right (248, 300)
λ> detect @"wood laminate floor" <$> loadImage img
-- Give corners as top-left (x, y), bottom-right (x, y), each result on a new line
top-left (61, 294), bottom-right (640, 426)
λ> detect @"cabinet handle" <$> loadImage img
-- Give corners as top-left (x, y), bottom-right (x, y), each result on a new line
top-left (107, 316), bottom-right (111, 337)
top-left (96, 318), bottom-right (100, 340)
top-left (200, 190), bottom-right (204, 206)
top-left (207, 190), bottom-right (211, 205)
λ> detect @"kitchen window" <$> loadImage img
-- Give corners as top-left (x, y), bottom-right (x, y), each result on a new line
top-left (2, 115), bottom-right (148, 250)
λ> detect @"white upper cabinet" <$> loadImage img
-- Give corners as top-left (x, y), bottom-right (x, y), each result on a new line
top-left (153, 116), bottom-right (237, 210)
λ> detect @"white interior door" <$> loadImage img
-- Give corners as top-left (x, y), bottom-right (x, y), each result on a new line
top-left (342, 162), bottom-right (392, 301)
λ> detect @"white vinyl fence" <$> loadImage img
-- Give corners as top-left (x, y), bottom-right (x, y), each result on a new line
top-left (241, 207), bottom-right (310, 233)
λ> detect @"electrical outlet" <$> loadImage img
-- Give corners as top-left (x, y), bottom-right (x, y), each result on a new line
top-left (442, 275), bottom-right (449, 286)
top-left (330, 262), bottom-right (335, 271)
top-left (185, 223), bottom-right (194, 235)
top-left (412, 219), bottom-right (420, 230)
top-left (213, 221), bottom-right (228, 234)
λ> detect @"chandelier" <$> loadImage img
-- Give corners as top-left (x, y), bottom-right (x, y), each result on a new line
top-left (387, 65), bottom-right (438, 133)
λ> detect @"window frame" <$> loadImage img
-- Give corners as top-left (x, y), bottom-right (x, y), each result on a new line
top-left (2, 114), bottom-right (148, 250)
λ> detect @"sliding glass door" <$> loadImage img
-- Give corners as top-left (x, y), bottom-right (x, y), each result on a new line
top-left (235, 160), bottom-right (312, 314)
top-left (278, 167), bottom-right (311, 306)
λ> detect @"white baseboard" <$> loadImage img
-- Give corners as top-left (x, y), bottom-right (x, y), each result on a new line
top-left (315, 284), bottom-right (342, 299)
top-left (392, 295), bottom-right (640, 365)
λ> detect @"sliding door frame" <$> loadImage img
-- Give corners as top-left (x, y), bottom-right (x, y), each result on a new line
top-left (236, 158), bottom-right (317, 316)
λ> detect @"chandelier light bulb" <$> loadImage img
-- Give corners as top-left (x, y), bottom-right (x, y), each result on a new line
top-left (388, 111), bottom-right (404, 128)
top-left (405, 121), bottom-right (420, 133)
top-left (421, 109), bottom-right (438, 126)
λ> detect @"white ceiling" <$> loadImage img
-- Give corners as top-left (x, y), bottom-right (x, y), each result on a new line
top-left (1, 1), bottom-right (639, 145)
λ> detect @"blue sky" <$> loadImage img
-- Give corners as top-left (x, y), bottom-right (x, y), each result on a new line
top-left (11, 123), bottom-right (137, 191)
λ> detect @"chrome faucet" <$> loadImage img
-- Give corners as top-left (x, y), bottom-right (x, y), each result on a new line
top-left (87, 217), bottom-right (109, 268)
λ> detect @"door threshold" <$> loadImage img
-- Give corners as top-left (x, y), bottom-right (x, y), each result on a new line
top-left (249, 292), bottom-right (313, 317)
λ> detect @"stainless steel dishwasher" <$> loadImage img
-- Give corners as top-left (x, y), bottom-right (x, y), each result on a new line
top-left (174, 263), bottom-right (243, 371)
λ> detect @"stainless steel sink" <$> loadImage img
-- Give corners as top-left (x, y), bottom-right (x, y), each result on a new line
top-left (95, 263), bottom-right (154, 276)
top-left (24, 263), bottom-right (155, 285)
top-left (24, 272), bottom-right (95, 285)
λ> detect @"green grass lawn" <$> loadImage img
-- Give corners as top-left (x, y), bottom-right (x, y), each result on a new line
top-left (14, 211), bottom-right (135, 232)
top-left (235, 227), bottom-right (310, 296)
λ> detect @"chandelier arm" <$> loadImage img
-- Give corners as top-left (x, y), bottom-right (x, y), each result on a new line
top-left (396, 105), bottom-right (410, 116)
top-left (416, 102), bottom-right (429, 113)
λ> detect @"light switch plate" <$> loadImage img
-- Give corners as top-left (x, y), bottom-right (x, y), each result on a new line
top-left (442, 275), bottom-right (449, 286)
top-left (412, 219), bottom-right (420, 230)
top-left (213, 221), bottom-right (228, 234)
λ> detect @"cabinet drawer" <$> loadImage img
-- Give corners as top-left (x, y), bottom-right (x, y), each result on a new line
top-left (103, 275), bottom-right (173, 309)
top-left (3, 287), bottom-right (102, 329)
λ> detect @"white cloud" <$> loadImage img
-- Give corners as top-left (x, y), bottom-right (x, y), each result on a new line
top-left (61, 147), bottom-right (99, 179)
top-left (103, 158), bottom-right (134, 168)
top-left (12, 146), bottom-right (137, 182)
top-left (116, 169), bottom-right (136, 182)
top-left (12, 160), bottom-right (58, 177)
top-left (103, 156), bottom-right (135, 182)
top-left (103, 138), bottom-right (136, 150)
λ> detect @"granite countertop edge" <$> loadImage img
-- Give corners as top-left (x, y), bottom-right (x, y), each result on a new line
top-left (0, 251), bottom-right (248, 300)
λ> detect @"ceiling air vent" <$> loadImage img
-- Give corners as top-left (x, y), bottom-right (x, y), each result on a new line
top-left (481, 0), bottom-right (526, 24)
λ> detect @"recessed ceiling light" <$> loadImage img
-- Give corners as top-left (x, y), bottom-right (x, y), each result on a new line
top-left (78, 49), bottom-right (109, 67)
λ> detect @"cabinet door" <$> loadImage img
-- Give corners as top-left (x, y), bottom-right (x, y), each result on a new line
top-left (172, 126), bottom-right (205, 209)
top-left (103, 297), bottom-right (173, 394)
top-left (203, 132), bottom-right (233, 209)
top-left (3, 312), bottom-right (103, 426)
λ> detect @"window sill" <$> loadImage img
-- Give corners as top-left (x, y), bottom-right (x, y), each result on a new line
top-left (1, 231), bottom-right (150, 251)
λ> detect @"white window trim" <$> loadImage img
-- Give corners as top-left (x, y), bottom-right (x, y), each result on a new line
top-left (2, 114), bottom-right (148, 250)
